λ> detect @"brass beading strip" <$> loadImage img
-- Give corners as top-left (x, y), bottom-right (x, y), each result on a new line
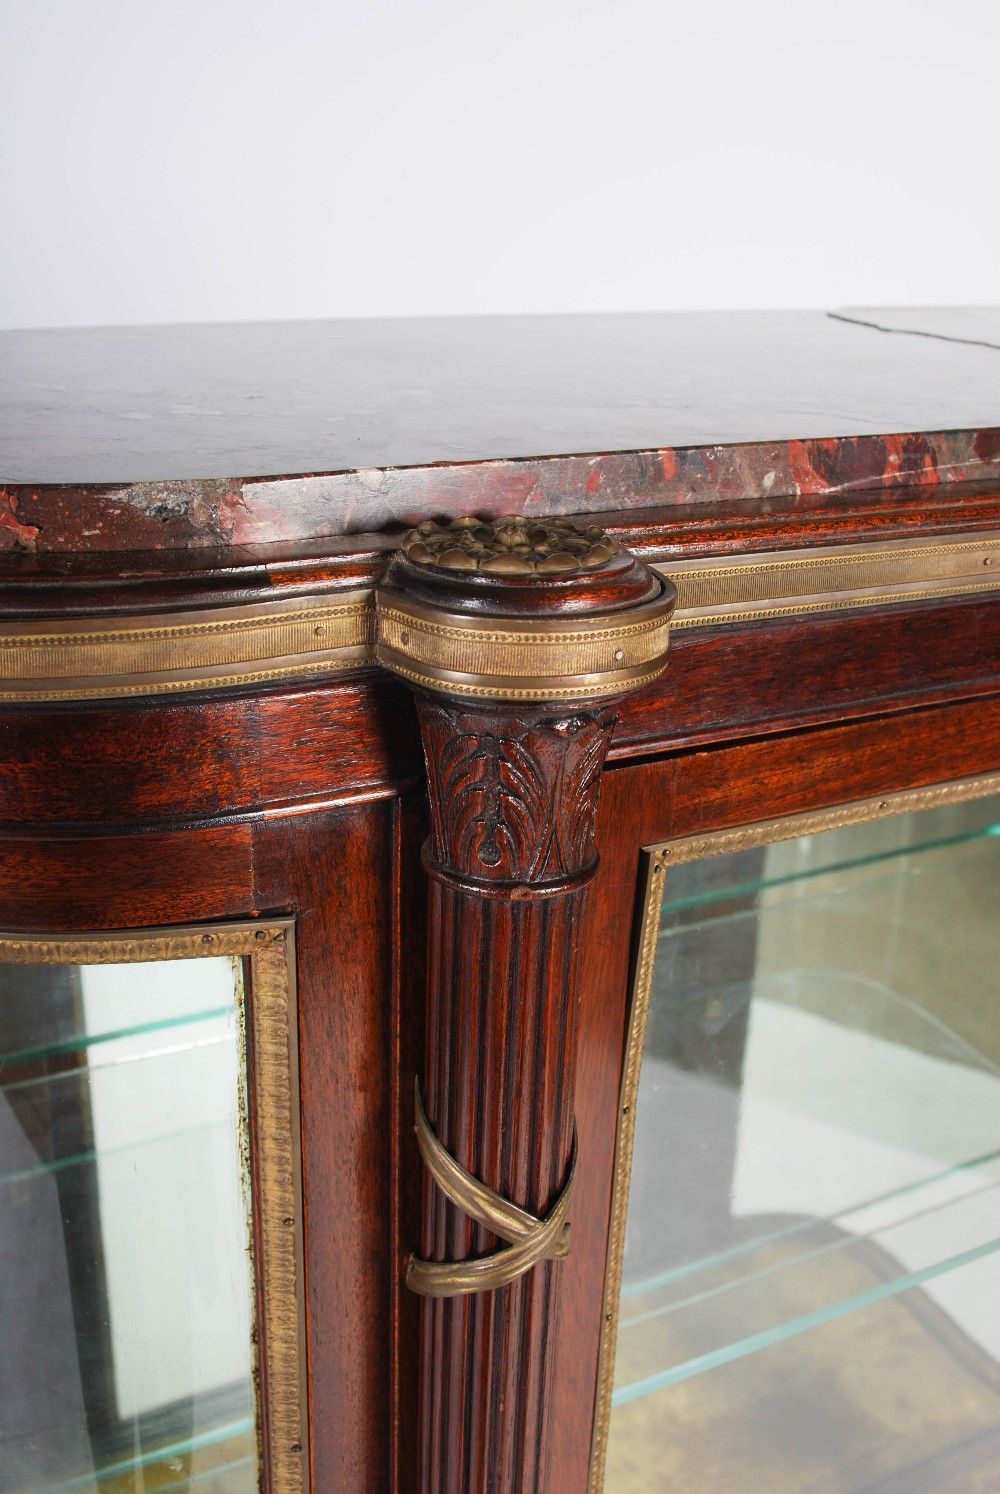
top-left (647, 771), bottom-right (1000, 865)
top-left (375, 586), bottom-right (674, 702)
top-left (588, 851), bottom-right (667, 1494)
top-left (588, 767), bottom-right (1000, 1493)
top-left (0, 920), bottom-right (309, 1494)
top-left (0, 593), bottom-right (373, 701)
top-left (376, 650), bottom-right (669, 703)
top-left (407, 1078), bottom-right (575, 1297)
top-left (0, 531), bottom-right (998, 700)
top-left (660, 531), bottom-right (1000, 627)
top-left (377, 602), bottom-right (672, 680)
top-left (248, 926), bottom-right (309, 1494)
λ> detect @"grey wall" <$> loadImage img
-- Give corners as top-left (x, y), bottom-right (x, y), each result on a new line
top-left (1, 0), bottom-right (998, 329)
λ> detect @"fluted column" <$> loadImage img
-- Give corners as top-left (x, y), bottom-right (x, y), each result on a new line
top-left (376, 517), bottom-right (674, 1494)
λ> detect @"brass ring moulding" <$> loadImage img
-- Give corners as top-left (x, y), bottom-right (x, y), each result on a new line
top-left (375, 516), bottom-right (677, 702)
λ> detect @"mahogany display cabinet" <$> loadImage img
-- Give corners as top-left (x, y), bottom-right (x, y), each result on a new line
top-left (1, 309), bottom-right (999, 1494)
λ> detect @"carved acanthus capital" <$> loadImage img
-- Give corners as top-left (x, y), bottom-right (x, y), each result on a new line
top-left (418, 700), bottom-right (616, 884)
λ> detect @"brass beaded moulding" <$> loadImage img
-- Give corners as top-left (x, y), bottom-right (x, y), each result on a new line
top-left (4, 523), bottom-right (999, 702)
top-left (377, 516), bottom-right (676, 703)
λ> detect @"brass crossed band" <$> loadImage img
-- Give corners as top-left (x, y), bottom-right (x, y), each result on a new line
top-left (406, 1078), bottom-right (575, 1297)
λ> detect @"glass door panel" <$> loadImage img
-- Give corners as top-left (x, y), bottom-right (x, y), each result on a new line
top-left (604, 793), bottom-right (1000, 1492)
top-left (0, 927), bottom-right (303, 1494)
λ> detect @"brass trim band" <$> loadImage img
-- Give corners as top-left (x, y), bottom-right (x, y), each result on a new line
top-left (375, 586), bottom-right (675, 702)
top-left (0, 593), bottom-right (373, 701)
top-left (376, 649), bottom-right (669, 703)
top-left (0, 920), bottom-right (310, 1494)
top-left (644, 769), bottom-right (1000, 866)
top-left (588, 766), bottom-right (1000, 1494)
top-left (588, 851), bottom-right (666, 1494)
top-left (0, 530), bottom-right (998, 701)
top-left (407, 1079), bottom-right (574, 1297)
top-left (660, 530), bottom-right (1000, 628)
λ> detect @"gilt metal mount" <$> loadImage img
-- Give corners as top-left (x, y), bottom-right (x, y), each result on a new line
top-left (406, 1079), bottom-right (575, 1298)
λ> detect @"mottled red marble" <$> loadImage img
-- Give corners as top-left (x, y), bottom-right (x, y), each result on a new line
top-left (2, 428), bottom-right (998, 559)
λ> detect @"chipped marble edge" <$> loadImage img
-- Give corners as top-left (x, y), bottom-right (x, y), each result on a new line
top-left (2, 428), bottom-right (1000, 557)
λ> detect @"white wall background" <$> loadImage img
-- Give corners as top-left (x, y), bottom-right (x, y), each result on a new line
top-left (1, 0), bottom-right (998, 331)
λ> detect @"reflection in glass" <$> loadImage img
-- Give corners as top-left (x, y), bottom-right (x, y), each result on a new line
top-left (0, 957), bottom-right (257, 1493)
top-left (607, 796), bottom-right (1000, 1492)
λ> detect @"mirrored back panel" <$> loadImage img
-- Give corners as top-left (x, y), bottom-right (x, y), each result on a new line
top-left (596, 778), bottom-right (1000, 1493)
top-left (0, 924), bottom-right (306, 1494)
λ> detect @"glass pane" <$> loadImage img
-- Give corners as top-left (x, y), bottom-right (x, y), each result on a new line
top-left (0, 957), bottom-right (258, 1494)
top-left (607, 795), bottom-right (1000, 1492)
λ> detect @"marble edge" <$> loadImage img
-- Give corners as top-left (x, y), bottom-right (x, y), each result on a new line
top-left (1, 427), bottom-right (999, 559)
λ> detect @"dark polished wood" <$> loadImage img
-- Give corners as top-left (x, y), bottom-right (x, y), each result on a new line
top-left (414, 696), bottom-right (613, 1493)
top-left (254, 804), bottom-right (398, 1494)
top-left (613, 593), bottom-right (1000, 759)
top-left (0, 675), bottom-right (421, 827)
top-left (378, 530), bottom-right (669, 1494)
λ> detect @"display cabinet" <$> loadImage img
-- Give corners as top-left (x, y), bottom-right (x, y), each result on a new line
top-left (0, 308), bottom-right (998, 1493)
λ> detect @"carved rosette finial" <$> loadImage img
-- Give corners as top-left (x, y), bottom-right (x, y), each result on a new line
top-left (376, 513), bottom-right (675, 702)
top-left (401, 515), bottom-right (622, 575)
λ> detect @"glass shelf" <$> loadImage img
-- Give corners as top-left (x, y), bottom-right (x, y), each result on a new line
top-left (659, 818), bottom-right (1000, 919)
top-left (16, 1408), bottom-right (255, 1494)
top-left (0, 1003), bottom-right (233, 1070)
top-left (0, 955), bottom-right (238, 1071)
top-left (0, 1110), bottom-right (244, 1190)
top-left (605, 793), bottom-right (1000, 1493)
top-left (616, 1188), bottom-right (1000, 1402)
top-left (43, 1413), bottom-right (255, 1493)
top-left (610, 1254), bottom-right (1000, 1492)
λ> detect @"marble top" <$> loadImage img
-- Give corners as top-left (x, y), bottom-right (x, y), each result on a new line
top-left (0, 310), bottom-right (997, 555)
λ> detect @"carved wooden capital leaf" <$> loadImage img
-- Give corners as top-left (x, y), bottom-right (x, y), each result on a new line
top-left (418, 701), bottom-right (616, 882)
